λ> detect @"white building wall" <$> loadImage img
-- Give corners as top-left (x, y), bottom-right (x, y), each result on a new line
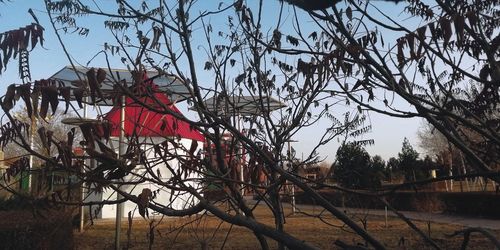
top-left (85, 137), bottom-right (203, 219)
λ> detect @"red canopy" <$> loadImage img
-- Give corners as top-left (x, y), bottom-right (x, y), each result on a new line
top-left (104, 93), bottom-right (204, 141)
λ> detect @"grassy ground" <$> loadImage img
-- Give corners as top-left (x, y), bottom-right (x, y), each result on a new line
top-left (75, 205), bottom-right (500, 249)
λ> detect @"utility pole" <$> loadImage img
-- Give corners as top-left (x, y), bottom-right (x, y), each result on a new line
top-left (115, 94), bottom-right (126, 250)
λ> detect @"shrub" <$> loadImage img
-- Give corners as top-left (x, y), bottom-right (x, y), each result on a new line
top-left (293, 190), bottom-right (500, 218)
top-left (0, 196), bottom-right (33, 211)
top-left (0, 209), bottom-right (74, 249)
top-left (440, 192), bottom-right (500, 218)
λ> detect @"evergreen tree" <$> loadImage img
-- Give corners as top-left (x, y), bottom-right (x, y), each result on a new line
top-left (397, 138), bottom-right (428, 182)
top-left (334, 143), bottom-right (381, 189)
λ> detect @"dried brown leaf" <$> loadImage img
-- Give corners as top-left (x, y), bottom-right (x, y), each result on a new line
top-left (416, 26), bottom-right (427, 58)
top-left (454, 14), bottom-right (465, 46)
top-left (2, 84), bottom-right (16, 111)
top-left (86, 68), bottom-right (104, 104)
top-left (73, 88), bottom-right (85, 109)
top-left (397, 38), bottom-right (405, 68)
top-left (406, 33), bottom-right (416, 59)
top-left (138, 188), bottom-right (152, 218)
top-left (96, 68), bottom-right (106, 83)
top-left (59, 86), bottom-right (71, 114)
top-left (346, 6), bottom-right (352, 21)
top-left (440, 18), bottom-right (452, 49)
top-left (38, 127), bottom-right (48, 150)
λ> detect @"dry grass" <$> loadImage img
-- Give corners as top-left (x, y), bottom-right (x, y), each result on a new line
top-left (75, 204), bottom-right (500, 249)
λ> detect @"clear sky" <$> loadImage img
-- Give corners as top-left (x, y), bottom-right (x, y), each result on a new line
top-left (0, 1), bottom-right (424, 162)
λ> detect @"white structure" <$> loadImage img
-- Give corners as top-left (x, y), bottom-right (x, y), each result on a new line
top-left (89, 138), bottom-right (203, 219)
top-left (86, 92), bottom-right (204, 219)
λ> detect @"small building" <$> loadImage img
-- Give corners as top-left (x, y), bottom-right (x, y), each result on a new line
top-left (85, 92), bottom-right (204, 219)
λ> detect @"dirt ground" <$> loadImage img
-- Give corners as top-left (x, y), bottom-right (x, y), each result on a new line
top-left (74, 205), bottom-right (500, 249)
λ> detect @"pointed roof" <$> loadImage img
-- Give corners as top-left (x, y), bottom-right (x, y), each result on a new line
top-left (49, 66), bottom-right (191, 106)
top-left (104, 93), bottom-right (204, 141)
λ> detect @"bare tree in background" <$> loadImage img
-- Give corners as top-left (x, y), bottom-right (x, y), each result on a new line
top-left (2, 109), bottom-right (79, 160)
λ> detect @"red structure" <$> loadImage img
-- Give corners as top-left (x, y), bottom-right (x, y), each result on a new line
top-left (104, 92), bottom-right (204, 141)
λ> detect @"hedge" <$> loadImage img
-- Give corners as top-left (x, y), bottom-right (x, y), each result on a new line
top-left (292, 190), bottom-right (500, 219)
top-left (0, 209), bottom-right (74, 249)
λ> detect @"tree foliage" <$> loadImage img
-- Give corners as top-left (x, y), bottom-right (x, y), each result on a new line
top-left (397, 137), bottom-right (429, 181)
top-left (0, 11), bottom-right (44, 82)
top-left (334, 143), bottom-right (382, 189)
top-left (398, 138), bottom-right (419, 177)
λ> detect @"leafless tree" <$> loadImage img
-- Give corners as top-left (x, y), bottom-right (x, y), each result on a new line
top-left (0, 0), bottom-right (499, 249)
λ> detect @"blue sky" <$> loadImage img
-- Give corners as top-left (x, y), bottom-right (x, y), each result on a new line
top-left (0, 1), bottom-right (424, 162)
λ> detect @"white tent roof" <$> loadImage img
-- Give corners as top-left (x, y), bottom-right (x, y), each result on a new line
top-left (203, 95), bottom-right (286, 116)
top-left (49, 66), bottom-right (191, 105)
